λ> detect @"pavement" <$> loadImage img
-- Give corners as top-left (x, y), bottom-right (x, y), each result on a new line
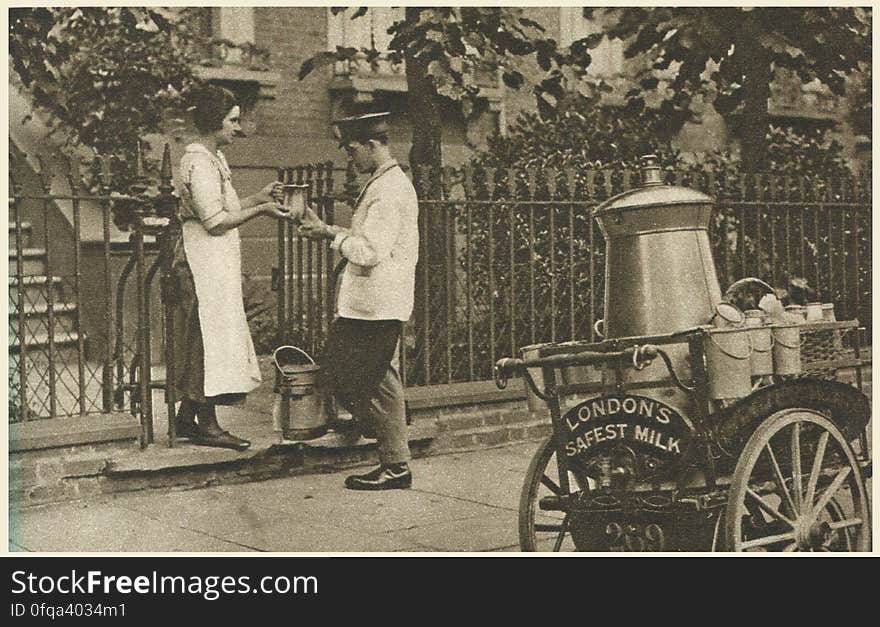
top-left (8, 440), bottom-right (542, 553)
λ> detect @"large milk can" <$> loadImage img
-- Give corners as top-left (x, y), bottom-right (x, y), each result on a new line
top-left (592, 156), bottom-right (723, 413)
top-left (593, 156), bottom-right (722, 338)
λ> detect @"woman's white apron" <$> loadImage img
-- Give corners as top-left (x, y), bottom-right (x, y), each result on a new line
top-left (182, 172), bottom-right (261, 398)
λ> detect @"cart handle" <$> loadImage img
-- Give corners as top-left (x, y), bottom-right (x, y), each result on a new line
top-left (494, 345), bottom-right (659, 390)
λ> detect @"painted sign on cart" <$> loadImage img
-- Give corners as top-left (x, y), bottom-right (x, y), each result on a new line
top-left (562, 394), bottom-right (692, 459)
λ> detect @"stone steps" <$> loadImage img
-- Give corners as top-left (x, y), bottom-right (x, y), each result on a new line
top-left (9, 330), bottom-right (83, 354)
top-left (9, 302), bottom-right (79, 337)
top-left (8, 247), bottom-right (48, 276)
top-left (8, 220), bottom-right (33, 250)
top-left (9, 275), bottom-right (68, 307)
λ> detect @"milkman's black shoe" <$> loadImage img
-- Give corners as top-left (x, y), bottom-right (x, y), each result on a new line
top-left (344, 464), bottom-right (412, 490)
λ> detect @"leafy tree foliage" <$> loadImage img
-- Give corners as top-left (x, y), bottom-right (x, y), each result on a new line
top-left (592, 6), bottom-right (871, 171)
top-left (300, 7), bottom-right (597, 179)
top-left (9, 7), bottom-right (200, 182)
top-left (423, 100), bottom-right (870, 384)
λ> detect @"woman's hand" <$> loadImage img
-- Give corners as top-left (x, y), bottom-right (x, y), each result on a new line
top-left (258, 202), bottom-right (294, 220)
top-left (253, 181), bottom-right (284, 205)
top-left (297, 207), bottom-right (333, 240)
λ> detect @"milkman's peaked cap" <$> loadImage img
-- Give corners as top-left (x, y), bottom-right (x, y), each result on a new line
top-left (333, 112), bottom-right (391, 144)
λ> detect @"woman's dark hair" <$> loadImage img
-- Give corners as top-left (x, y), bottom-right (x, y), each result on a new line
top-left (191, 84), bottom-right (239, 134)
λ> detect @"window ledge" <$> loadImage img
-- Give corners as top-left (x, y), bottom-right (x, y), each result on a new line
top-left (330, 72), bottom-right (503, 107)
top-left (194, 64), bottom-right (279, 99)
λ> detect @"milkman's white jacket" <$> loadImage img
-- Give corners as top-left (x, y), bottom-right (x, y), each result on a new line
top-left (330, 160), bottom-right (419, 321)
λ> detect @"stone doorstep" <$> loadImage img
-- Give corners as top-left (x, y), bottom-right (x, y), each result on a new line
top-left (9, 413), bottom-right (141, 453)
top-left (101, 418), bottom-right (440, 477)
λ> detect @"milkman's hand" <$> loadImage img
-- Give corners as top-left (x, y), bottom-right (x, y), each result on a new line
top-left (297, 206), bottom-right (334, 240)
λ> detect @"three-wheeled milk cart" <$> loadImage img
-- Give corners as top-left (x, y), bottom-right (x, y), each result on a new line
top-left (493, 157), bottom-right (871, 552)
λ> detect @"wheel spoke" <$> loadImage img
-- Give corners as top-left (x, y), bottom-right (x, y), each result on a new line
top-left (804, 431), bottom-right (829, 511)
top-left (741, 531), bottom-right (798, 550)
top-left (828, 517), bottom-right (863, 531)
top-left (552, 517), bottom-right (570, 552)
top-left (764, 441), bottom-right (797, 517)
top-left (535, 523), bottom-right (564, 533)
top-left (745, 489), bottom-right (796, 528)
top-left (791, 422), bottom-right (803, 512)
top-left (540, 474), bottom-right (563, 496)
top-left (812, 466), bottom-right (852, 520)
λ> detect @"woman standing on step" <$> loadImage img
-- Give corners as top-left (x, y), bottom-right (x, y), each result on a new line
top-left (171, 84), bottom-right (290, 450)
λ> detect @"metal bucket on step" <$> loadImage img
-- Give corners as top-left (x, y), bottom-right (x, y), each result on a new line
top-left (705, 328), bottom-right (753, 399)
top-left (771, 325), bottom-right (802, 375)
top-left (273, 346), bottom-right (328, 440)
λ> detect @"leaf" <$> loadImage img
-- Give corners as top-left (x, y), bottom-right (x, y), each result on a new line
top-left (502, 70), bottom-right (525, 89)
top-left (518, 17), bottom-right (546, 33)
top-left (573, 33), bottom-right (605, 51)
top-left (298, 50), bottom-right (339, 80)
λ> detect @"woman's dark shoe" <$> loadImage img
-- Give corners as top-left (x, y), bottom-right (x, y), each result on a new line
top-left (188, 403), bottom-right (250, 451)
top-left (344, 464), bottom-right (412, 490)
top-left (190, 423), bottom-right (251, 451)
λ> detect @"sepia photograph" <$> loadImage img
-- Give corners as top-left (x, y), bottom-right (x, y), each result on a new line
top-left (6, 4), bottom-right (874, 556)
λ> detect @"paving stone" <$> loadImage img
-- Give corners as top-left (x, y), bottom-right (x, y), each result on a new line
top-left (389, 511), bottom-right (520, 552)
top-left (9, 502), bottom-right (248, 552)
top-left (221, 518), bottom-right (421, 552)
top-left (116, 487), bottom-right (289, 536)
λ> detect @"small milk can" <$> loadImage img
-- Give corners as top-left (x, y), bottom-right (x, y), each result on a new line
top-left (785, 304), bottom-right (807, 321)
top-left (713, 302), bottom-right (745, 328)
top-left (744, 309), bottom-right (773, 376)
top-left (705, 327), bottom-right (753, 399)
top-left (805, 302), bottom-right (824, 322)
top-left (821, 303), bottom-right (837, 322)
top-left (771, 324), bottom-right (802, 375)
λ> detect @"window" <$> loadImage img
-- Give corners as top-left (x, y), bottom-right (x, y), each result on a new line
top-left (189, 7), bottom-right (278, 133)
top-left (214, 7), bottom-right (255, 65)
top-left (327, 7), bottom-right (405, 80)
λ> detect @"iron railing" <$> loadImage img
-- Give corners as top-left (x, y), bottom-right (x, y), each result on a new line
top-left (274, 165), bottom-right (871, 388)
top-left (11, 154), bottom-right (870, 435)
top-left (8, 145), bottom-right (178, 449)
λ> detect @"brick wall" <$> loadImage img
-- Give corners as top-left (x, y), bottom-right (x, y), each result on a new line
top-left (254, 7), bottom-right (331, 140)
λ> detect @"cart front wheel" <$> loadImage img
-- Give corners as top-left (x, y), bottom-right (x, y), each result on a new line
top-left (519, 436), bottom-right (589, 552)
top-left (724, 408), bottom-right (870, 552)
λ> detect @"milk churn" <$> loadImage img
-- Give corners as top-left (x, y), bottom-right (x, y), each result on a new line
top-left (593, 155), bottom-right (722, 339)
top-left (592, 156), bottom-right (723, 412)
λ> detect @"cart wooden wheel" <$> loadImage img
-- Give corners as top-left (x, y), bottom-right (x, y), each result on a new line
top-left (519, 435), bottom-right (589, 552)
top-left (724, 408), bottom-right (870, 552)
